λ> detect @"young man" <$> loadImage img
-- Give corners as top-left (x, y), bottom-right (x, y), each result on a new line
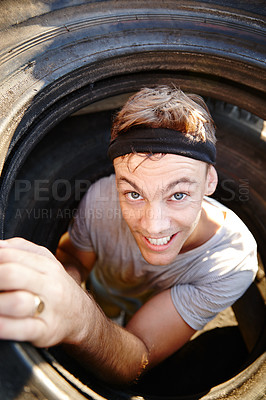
top-left (0, 86), bottom-right (258, 385)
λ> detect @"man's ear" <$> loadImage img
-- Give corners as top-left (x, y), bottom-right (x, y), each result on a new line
top-left (205, 165), bottom-right (218, 196)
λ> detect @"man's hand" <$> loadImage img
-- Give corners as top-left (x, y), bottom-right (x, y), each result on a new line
top-left (0, 237), bottom-right (90, 348)
top-left (0, 238), bottom-right (150, 384)
top-left (0, 237), bottom-right (195, 385)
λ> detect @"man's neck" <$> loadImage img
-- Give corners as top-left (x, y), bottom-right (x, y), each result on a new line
top-left (180, 199), bottom-right (225, 253)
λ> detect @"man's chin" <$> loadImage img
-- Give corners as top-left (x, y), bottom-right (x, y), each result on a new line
top-left (140, 249), bottom-right (179, 266)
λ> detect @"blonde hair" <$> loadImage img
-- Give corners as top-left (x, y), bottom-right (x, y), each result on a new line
top-left (111, 86), bottom-right (216, 144)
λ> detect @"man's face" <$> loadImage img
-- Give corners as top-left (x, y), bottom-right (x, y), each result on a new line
top-left (114, 153), bottom-right (215, 266)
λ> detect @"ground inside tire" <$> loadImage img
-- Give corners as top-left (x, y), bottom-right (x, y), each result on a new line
top-left (134, 327), bottom-right (248, 397)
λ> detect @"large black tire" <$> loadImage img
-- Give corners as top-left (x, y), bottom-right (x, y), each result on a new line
top-left (0, 1), bottom-right (265, 399)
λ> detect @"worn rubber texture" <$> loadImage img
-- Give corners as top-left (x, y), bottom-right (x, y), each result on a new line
top-left (1, 98), bottom-right (265, 400)
top-left (0, 1), bottom-right (265, 399)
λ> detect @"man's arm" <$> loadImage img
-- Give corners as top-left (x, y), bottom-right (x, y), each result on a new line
top-left (56, 234), bottom-right (195, 378)
top-left (0, 238), bottom-right (195, 385)
top-left (56, 232), bottom-right (96, 286)
top-left (66, 288), bottom-right (195, 384)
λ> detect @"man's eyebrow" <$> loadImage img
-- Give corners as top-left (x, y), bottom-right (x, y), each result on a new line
top-left (164, 178), bottom-right (198, 192)
top-left (117, 176), bottom-right (197, 195)
top-left (117, 177), bottom-right (144, 195)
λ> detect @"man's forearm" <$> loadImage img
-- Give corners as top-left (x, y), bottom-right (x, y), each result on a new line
top-left (56, 247), bottom-right (149, 383)
top-left (64, 292), bottom-right (149, 385)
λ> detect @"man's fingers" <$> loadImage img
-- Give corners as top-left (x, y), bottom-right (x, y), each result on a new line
top-left (0, 237), bottom-right (57, 261)
top-left (0, 315), bottom-right (44, 344)
top-left (0, 238), bottom-right (84, 348)
top-left (0, 290), bottom-right (39, 318)
top-left (0, 262), bottom-right (48, 292)
top-left (0, 246), bottom-right (62, 273)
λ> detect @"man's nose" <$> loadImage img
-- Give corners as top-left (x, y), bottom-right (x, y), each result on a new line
top-left (140, 202), bottom-right (170, 235)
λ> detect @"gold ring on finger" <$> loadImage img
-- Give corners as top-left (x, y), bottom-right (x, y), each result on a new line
top-left (33, 295), bottom-right (45, 317)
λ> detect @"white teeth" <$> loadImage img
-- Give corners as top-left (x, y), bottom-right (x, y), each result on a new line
top-left (147, 236), bottom-right (171, 245)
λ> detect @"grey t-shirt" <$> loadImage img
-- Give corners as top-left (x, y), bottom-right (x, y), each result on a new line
top-left (69, 174), bottom-right (258, 330)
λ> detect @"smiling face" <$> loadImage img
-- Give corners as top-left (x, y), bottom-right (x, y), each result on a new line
top-left (114, 153), bottom-right (217, 266)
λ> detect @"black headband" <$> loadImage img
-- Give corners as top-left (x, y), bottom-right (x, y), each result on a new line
top-left (108, 127), bottom-right (216, 164)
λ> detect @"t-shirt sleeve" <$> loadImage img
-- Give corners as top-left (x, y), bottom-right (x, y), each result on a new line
top-left (68, 189), bottom-right (95, 252)
top-left (68, 174), bottom-right (118, 252)
top-left (171, 251), bottom-right (258, 331)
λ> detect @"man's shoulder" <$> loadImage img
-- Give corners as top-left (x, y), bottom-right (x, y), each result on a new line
top-left (90, 174), bottom-right (116, 193)
top-left (204, 197), bottom-right (256, 246)
top-left (85, 174), bottom-right (118, 205)
top-left (84, 174), bottom-right (123, 225)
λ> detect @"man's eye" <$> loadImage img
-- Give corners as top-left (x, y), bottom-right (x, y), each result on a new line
top-left (171, 193), bottom-right (186, 201)
top-left (127, 192), bottom-right (142, 200)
